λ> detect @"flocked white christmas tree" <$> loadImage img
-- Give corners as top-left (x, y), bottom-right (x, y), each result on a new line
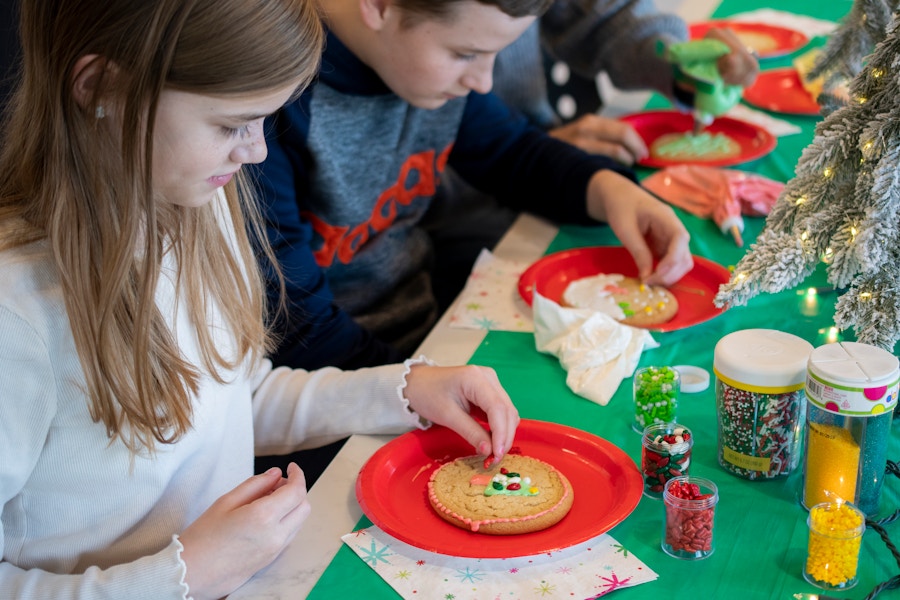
top-left (808, 0), bottom-right (899, 112)
top-left (714, 11), bottom-right (900, 351)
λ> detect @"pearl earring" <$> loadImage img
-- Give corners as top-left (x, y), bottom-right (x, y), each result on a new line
top-left (95, 106), bottom-right (106, 119)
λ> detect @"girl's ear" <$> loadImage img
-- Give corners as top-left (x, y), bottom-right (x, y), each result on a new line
top-left (359, 0), bottom-right (392, 31)
top-left (70, 55), bottom-right (109, 110)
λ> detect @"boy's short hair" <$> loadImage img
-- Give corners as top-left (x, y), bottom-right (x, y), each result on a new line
top-left (395, 0), bottom-right (553, 26)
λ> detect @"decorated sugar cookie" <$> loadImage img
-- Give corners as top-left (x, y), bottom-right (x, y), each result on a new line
top-left (427, 454), bottom-right (573, 535)
top-left (562, 273), bottom-right (678, 327)
top-left (649, 131), bottom-right (741, 163)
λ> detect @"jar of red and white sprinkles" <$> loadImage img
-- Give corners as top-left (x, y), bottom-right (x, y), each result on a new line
top-left (713, 329), bottom-right (814, 480)
top-left (641, 422), bottom-right (692, 499)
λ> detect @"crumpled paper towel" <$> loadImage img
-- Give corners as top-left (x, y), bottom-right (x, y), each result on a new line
top-left (533, 290), bottom-right (659, 405)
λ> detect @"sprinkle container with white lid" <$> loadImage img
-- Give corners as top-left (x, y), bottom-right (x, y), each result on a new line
top-left (713, 329), bottom-right (814, 480)
top-left (802, 341), bottom-right (899, 516)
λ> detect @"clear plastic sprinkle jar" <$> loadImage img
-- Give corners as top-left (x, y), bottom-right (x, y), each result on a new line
top-left (802, 342), bottom-right (899, 516)
top-left (662, 476), bottom-right (718, 560)
top-left (713, 329), bottom-right (813, 479)
top-left (633, 366), bottom-right (680, 433)
top-left (641, 423), bottom-right (693, 499)
top-left (804, 501), bottom-right (865, 590)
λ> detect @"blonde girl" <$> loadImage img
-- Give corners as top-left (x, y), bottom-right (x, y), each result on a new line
top-left (0, 1), bottom-right (518, 598)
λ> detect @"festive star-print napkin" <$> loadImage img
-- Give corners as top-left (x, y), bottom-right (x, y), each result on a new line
top-left (342, 526), bottom-right (658, 599)
top-left (448, 249), bottom-right (535, 332)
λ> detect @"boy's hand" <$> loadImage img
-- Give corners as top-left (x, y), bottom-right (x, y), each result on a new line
top-left (586, 170), bottom-right (693, 286)
top-left (548, 114), bottom-right (648, 165)
top-left (706, 27), bottom-right (759, 88)
top-left (403, 365), bottom-right (519, 464)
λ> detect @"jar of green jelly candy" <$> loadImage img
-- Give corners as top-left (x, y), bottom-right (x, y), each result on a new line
top-left (633, 366), bottom-right (680, 433)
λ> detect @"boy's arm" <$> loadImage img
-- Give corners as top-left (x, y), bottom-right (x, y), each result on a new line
top-left (450, 90), bottom-right (636, 222)
top-left (253, 108), bottom-right (405, 371)
top-left (452, 92), bottom-right (692, 286)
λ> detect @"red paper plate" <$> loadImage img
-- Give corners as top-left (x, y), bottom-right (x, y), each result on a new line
top-left (517, 246), bottom-right (730, 332)
top-left (621, 110), bottom-right (777, 168)
top-left (689, 20), bottom-right (809, 59)
top-left (743, 68), bottom-right (821, 116)
top-left (355, 419), bottom-right (642, 558)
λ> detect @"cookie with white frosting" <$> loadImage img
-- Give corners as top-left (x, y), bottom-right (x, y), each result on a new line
top-left (563, 273), bottom-right (678, 327)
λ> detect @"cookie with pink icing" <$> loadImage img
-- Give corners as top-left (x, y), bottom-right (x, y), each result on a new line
top-left (427, 454), bottom-right (573, 535)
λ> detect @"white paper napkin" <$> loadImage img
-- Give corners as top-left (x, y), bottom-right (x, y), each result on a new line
top-left (533, 291), bottom-right (659, 406)
top-left (448, 248), bottom-right (535, 332)
top-left (729, 9), bottom-right (838, 38)
top-left (725, 103), bottom-right (802, 137)
top-left (343, 525), bottom-right (658, 599)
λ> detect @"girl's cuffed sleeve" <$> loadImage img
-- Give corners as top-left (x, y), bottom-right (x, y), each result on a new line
top-left (249, 356), bottom-right (436, 456)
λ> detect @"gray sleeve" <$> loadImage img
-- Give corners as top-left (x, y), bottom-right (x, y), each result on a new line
top-left (539, 0), bottom-right (689, 95)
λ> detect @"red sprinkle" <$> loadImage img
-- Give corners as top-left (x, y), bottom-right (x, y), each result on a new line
top-left (669, 481), bottom-right (710, 500)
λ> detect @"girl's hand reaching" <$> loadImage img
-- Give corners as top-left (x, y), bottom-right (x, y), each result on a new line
top-left (403, 364), bottom-right (520, 466)
top-left (179, 463), bottom-right (311, 600)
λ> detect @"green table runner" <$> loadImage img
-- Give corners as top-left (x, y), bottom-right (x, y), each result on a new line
top-left (309, 1), bottom-right (900, 598)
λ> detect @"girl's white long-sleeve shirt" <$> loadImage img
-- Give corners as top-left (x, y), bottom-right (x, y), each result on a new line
top-left (0, 195), bottom-right (425, 599)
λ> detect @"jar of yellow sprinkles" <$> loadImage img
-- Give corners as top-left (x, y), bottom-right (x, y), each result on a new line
top-left (802, 342), bottom-right (899, 516)
top-left (803, 501), bottom-right (865, 590)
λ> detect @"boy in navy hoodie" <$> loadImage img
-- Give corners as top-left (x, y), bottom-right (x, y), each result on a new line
top-left (255, 0), bottom-right (693, 373)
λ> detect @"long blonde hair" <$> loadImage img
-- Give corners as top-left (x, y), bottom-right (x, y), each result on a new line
top-left (0, 0), bottom-right (323, 453)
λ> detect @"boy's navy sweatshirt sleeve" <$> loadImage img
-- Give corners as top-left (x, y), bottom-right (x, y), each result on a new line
top-left (449, 90), bottom-right (637, 224)
top-left (252, 96), bottom-right (405, 371)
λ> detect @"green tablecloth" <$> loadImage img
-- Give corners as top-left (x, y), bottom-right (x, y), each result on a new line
top-left (310, 1), bottom-right (900, 598)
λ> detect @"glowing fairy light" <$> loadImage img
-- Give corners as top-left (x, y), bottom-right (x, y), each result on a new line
top-left (801, 231), bottom-right (810, 242)
top-left (872, 67), bottom-right (884, 78)
top-left (795, 195), bottom-right (807, 206)
top-left (858, 96), bottom-right (867, 104)
top-left (815, 326), bottom-right (842, 345)
top-left (823, 167), bottom-right (834, 178)
top-left (859, 291), bottom-right (872, 301)
top-left (800, 287), bottom-right (820, 316)
top-left (822, 247), bottom-right (834, 263)
top-left (849, 226), bottom-right (858, 242)
top-left (734, 272), bottom-right (747, 283)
